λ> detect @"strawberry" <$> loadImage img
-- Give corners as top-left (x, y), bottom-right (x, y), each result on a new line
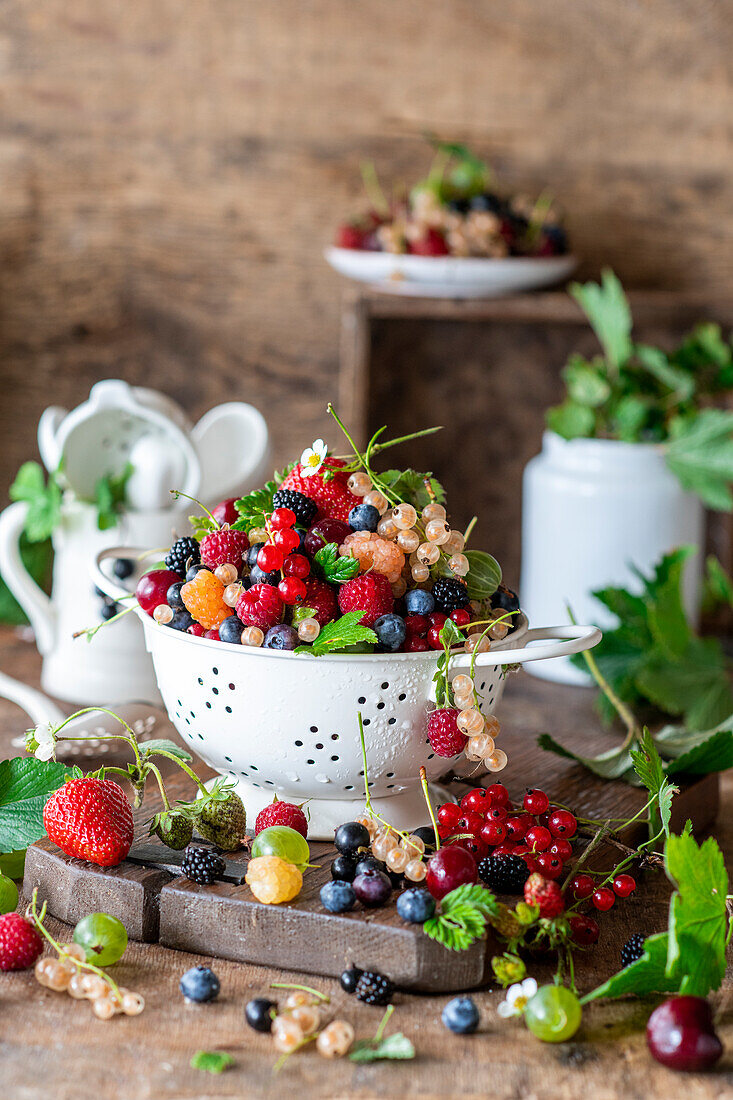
top-left (301, 577), bottom-right (339, 627)
top-left (236, 583), bottom-right (283, 630)
top-left (427, 708), bottom-right (467, 758)
top-left (193, 784), bottom-right (247, 851)
top-left (200, 527), bottom-right (249, 570)
top-left (280, 457), bottom-right (359, 523)
top-left (524, 872), bottom-right (565, 919)
top-left (338, 572), bottom-right (393, 627)
top-left (255, 798), bottom-right (308, 839)
top-left (0, 912), bottom-right (43, 971)
top-left (43, 777), bottom-right (134, 867)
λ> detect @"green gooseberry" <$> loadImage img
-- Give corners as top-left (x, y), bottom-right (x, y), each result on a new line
top-left (0, 873), bottom-right (19, 914)
top-left (73, 912), bottom-right (128, 966)
top-left (250, 826), bottom-right (310, 871)
top-left (524, 984), bottom-right (582, 1043)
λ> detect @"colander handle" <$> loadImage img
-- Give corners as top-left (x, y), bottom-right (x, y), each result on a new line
top-left (93, 546), bottom-right (153, 602)
top-left (450, 624), bottom-right (602, 668)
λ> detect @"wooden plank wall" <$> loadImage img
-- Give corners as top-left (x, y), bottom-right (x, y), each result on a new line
top-left (0, 0), bottom-right (731, 493)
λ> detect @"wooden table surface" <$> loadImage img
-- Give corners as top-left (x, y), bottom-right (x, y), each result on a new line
top-left (1, 626), bottom-right (731, 1100)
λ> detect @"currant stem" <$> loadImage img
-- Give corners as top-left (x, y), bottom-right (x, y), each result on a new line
top-left (73, 602), bottom-right (137, 641)
top-left (270, 982), bottom-right (330, 1003)
top-left (26, 888), bottom-right (121, 997)
top-left (419, 765), bottom-right (441, 851)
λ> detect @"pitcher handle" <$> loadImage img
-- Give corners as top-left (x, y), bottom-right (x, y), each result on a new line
top-left (0, 502), bottom-right (56, 654)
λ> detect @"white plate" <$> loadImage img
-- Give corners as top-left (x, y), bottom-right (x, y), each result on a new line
top-left (325, 247), bottom-right (578, 299)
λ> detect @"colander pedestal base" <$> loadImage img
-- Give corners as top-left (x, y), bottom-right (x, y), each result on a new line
top-left (207, 777), bottom-right (455, 841)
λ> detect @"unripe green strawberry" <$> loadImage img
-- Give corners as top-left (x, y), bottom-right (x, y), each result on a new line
top-left (195, 788), bottom-right (247, 851)
top-left (150, 811), bottom-right (193, 851)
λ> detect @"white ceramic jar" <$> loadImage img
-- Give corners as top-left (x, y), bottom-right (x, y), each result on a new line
top-left (521, 432), bottom-right (704, 685)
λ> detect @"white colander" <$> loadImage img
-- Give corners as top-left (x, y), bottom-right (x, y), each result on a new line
top-left (94, 548), bottom-right (600, 838)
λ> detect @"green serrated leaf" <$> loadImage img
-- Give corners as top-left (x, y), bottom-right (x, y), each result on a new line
top-left (545, 400), bottom-right (596, 440)
top-left (570, 268), bottom-right (633, 371)
top-left (9, 462), bottom-right (63, 543)
top-left (665, 832), bottom-right (728, 995)
top-left (464, 550), bottom-right (502, 601)
top-left (94, 463), bottom-right (133, 531)
top-left (610, 394), bottom-right (650, 442)
top-left (562, 355), bottom-right (611, 408)
top-left (189, 514), bottom-right (217, 539)
top-left (313, 543), bottom-right (360, 584)
top-left (233, 479), bottom-right (278, 530)
top-left (701, 555), bottom-right (733, 614)
top-left (666, 408), bottom-right (733, 510)
top-left (295, 612), bottom-right (377, 656)
top-left (664, 726), bottom-right (733, 777)
top-left (349, 1033), bottom-right (415, 1063)
top-left (423, 883), bottom-right (498, 952)
top-left (636, 637), bottom-right (733, 731)
top-left (140, 739), bottom-right (192, 762)
top-left (0, 757), bottom-right (69, 853)
top-left (582, 932), bottom-right (675, 1002)
top-left (190, 1050), bottom-right (235, 1074)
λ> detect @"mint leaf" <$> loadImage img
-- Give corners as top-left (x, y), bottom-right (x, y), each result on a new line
top-left (294, 612), bottom-right (377, 656)
top-left (10, 461), bottom-right (62, 542)
top-left (349, 1034), bottom-right (415, 1063)
top-left (666, 408), bottom-right (733, 510)
top-left (0, 757), bottom-right (69, 853)
top-left (313, 543), bottom-right (360, 584)
top-left (140, 739), bottom-right (192, 762)
top-left (378, 468), bottom-right (446, 509)
top-left (665, 832), bottom-right (728, 996)
top-left (464, 550), bottom-right (502, 600)
top-left (570, 269), bottom-right (632, 371)
top-left (232, 479), bottom-right (278, 531)
top-left (190, 1050), bottom-right (235, 1074)
top-left (545, 400), bottom-right (595, 440)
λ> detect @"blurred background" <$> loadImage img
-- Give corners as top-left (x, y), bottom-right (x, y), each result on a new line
top-left (0, 1), bottom-right (731, 583)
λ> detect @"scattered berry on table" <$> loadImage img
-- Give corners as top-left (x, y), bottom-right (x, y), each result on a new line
top-left (264, 624), bottom-right (299, 649)
top-left (43, 777), bottom-right (134, 868)
top-left (460, 788), bottom-right (492, 815)
top-left (431, 577), bottom-right (470, 614)
top-left (354, 855), bottom-right (387, 877)
top-left (525, 825), bottom-right (552, 852)
top-left (373, 613), bottom-right (407, 652)
top-left (478, 854), bottom-right (530, 893)
top-left (613, 873), bottom-right (636, 897)
top-left (337, 571), bottom-right (394, 627)
top-left (592, 886), bottom-right (616, 911)
top-left (245, 855), bottom-right (302, 904)
top-left (251, 825), bottom-right (310, 870)
top-left (535, 852), bottom-right (563, 880)
top-left (271, 488), bottom-right (318, 527)
top-left (136, 569), bottom-right (183, 616)
top-left (524, 984), bottom-right (582, 1043)
top-left (646, 996), bottom-right (723, 1072)
top-left (331, 855), bottom-right (357, 882)
top-left (255, 799), bottom-right (308, 839)
top-left (180, 966), bottom-right (220, 1003)
top-left (355, 970), bottom-right (394, 1006)
top-left (352, 869), bottom-right (392, 908)
top-left (335, 821), bottom-right (371, 856)
top-left (396, 887), bottom-right (436, 924)
top-left (523, 789), bottom-right (550, 815)
top-left (548, 838), bottom-right (573, 862)
top-left (219, 615), bottom-right (245, 644)
top-left (568, 914), bottom-right (600, 946)
top-left (427, 708), bottom-right (467, 758)
top-left (165, 537), bottom-right (201, 576)
top-left (442, 996), bottom-right (480, 1034)
top-left (100, 600), bottom-right (119, 621)
top-left (620, 932), bottom-right (648, 968)
top-left (200, 527), bottom-right (249, 570)
top-left (72, 912), bottom-right (128, 966)
top-left (0, 912), bottom-right (43, 971)
top-left (245, 997), bottom-right (277, 1032)
top-left (180, 845), bottom-right (226, 885)
top-left (236, 583), bottom-right (283, 631)
top-left (547, 809), bottom-right (577, 838)
top-left (181, 570), bottom-right (230, 630)
top-left (523, 873), bottom-right (565, 919)
top-left (340, 966), bottom-right (363, 994)
top-left (280, 457), bottom-right (359, 522)
top-left (303, 518), bottom-right (351, 557)
top-left (348, 502), bottom-right (380, 532)
top-left (113, 557), bottom-right (135, 580)
top-left (320, 880), bottom-right (356, 913)
top-left (568, 873), bottom-right (595, 900)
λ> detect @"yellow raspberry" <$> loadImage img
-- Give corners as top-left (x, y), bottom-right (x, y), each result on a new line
top-left (181, 569), bottom-right (230, 629)
top-left (245, 856), bottom-right (302, 904)
top-left (340, 533), bottom-right (405, 579)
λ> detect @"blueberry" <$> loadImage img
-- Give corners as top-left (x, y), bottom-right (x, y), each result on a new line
top-left (352, 869), bottom-right (392, 908)
top-left (167, 582), bottom-right (185, 609)
top-left (374, 613), bottom-right (406, 652)
top-left (250, 564), bottom-right (280, 586)
top-left (247, 543), bottom-right (265, 569)
top-left (245, 996), bottom-right (276, 1032)
top-left (263, 624), bottom-right (299, 650)
top-left (293, 527), bottom-right (307, 554)
top-left (186, 563), bottom-right (210, 581)
top-left (405, 589), bottom-right (435, 616)
top-left (348, 503), bottom-right (380, 533)
top-left (470, 191), bottom-right (504, 215)
top-left (219, 615), bottom-right (244, 644)
top-left (100, 600), bottom-right (119, 621)
top-left (396, 887), bottom-right (435, 924)
top-left (320, 880), bottom-right (356, 913)
top-left (168, 610), bottom-right (194, 631)
top-left (113, 558), bottom-right (135, 580)
top-left (334, 821), bottom-right (371, 856)
top-left (442, 996), bottom-right (480, 1034)
top-left (340, 966), bottom-right (362, 994)
top-left (180, 965), bottom-right (220, 1003)
top-left (331, 855), bottom-right (357, 882)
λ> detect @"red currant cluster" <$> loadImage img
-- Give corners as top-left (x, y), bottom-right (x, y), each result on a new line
top-left (437, 786), bottom-right (578, 875)
top-left (404, 607), bottom-right (472, 653)
top-left (257, 506), bottom-right (312, 607)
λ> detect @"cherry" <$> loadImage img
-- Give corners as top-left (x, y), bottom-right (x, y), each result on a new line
top-left (613, 874), bottom-right (636, 898)
top-left (303, 520), bottom-right (351, 557)
top-left (456, 812), bottom-right (484, 838)
top-left (428, 612), bottom-right (448, 629)
top-left (485, 784), bottom-right (510, 807)
top-left (425, 846), bottom-right (477, 901)
top-left (568, 873), bottom-right (595, 900)
top-left (449, 608), bottom-right (471, 627)
top-left (548, 839), bottom-right (573, 862)
top-left (646, 996), bottom-right (723, 1072)
top-left (592, 886), bottom-right (616, 911)
top-left (460, 788), bottom-right (492, 816)
top-left (212, 498), bottom-right (239, 526)
top-left (136, 569), bottom-right (183, 615)
top-left (523, 789), bottom-right (550, 815)
top-left (427, 626), bottom-right (444, 650)
top-left (548, 809), bottom-right (577, 838)
top-left (479, 820), bottom-right (506, 846)
top-left (272, 529), bottom-right (301, 555)
top-left (404, 614), bottom-right (429, 637)
top-left (568, 914), bottom-right (600, 946)
top-left (535, 852), bottom-right (563, 880)
top-left (270, 507), bottom-right (296, 530)
top-left (258, 544), bottom-right (285, 572)
top-left (525, 825), bottom-right (552, 852)
top-left (405, 636), bottom-right (430, 652)
top-left (437, 804), bottom-right (461, 830)
top-left (504, 815), bottom-right (529, 842)
top-left (278, 578), bottom-right (307, 605)
top-left (283, 554), bottom-right (310, 579)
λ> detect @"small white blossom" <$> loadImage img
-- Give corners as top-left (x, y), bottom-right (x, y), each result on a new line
top-left (497, 977), bottom-right (538, 1018)
top-left (299, 439), bottom-right (328, 477)
top-left (26, 722), bottom-right (57, 762)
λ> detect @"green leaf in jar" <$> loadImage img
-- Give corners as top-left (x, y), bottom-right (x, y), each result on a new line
top-left (464, 550), bottom-right (502, 600)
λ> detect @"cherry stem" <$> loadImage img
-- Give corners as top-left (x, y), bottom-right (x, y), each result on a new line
top-left (169, 489), bottom-right (219, 529)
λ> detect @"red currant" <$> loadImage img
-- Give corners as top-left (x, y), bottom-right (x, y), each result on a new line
top-left (569, 873), bottom-right (595, 900)
top-left (486, 783), bottom-right (509, 806)
top-left (525, 824), bottom-right (552, 852)
top-left (437, 803), bottom-right (461, 829)
top-left (456, 811), bottom-right (484, 838)
top-left (535, 852), bottom-right (563, 880)
top-left (460, 788), bottom-right (492, 816)
top-left (283, 553), bottom-right (310, 579)
top-left (257, 544), bottom-right (285, 572)
top-left (204, 628), bottom-right (220, 640)
top-left (486, 805), bottom-right (507, 822)
top-left (278, 578), bottom-right (307, 605)
top-left (404, 614), bottom-right (428, 637)
top-left (568, 914), bottom-right (600, 946)
top-left (523, 789), bottom-right (550, 815)
top-left (592, 886), bottom-right (616, 911)
top-left (187, 623), bottom-right (206, 636)
top-left (504, 815), bottom-right (529, 841)
top-left (405, 636), bottom-right (429, 652)
top-left (521, 854), bottom-right (540, 875)
top-left (270, 507), bottom-right (296, 530)
top-left (425, 846), bottom-right (477, 901)
top-left (449, 608), bottom-right (471, 627)
top-left (549, 839), bottom-right (573, 862)
top-left (448, 835), bottom-right (488, 862)
top-left (479, 820), bottom-right (506, 846)
top-left (491, 844), bottom-right (516, 857)
top-left (428, 612), bottom-right (447, 629)
top-left (272, 528), bottom-right (301, 555)
top-left (613, 874), bottom-right (637, 898)
top-left (427, 625), bottom-right (444, 650)
top-left (548, 809), bottom-right (577, 838)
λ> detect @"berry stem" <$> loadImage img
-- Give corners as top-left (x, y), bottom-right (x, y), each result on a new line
top-left (145, 762), bottom-right (171, 811)
top-left (270, 982), bottom-right (330, 1003)
top-left (357, 712), bottom-right (408, 842)
top-left (419, 765), bottom-right (441, 851)
top-left (373, 1003), bottom-right (395, 1042)
top-left (25, 888), bottom-right (122, 998)
top-left (169, 489), bottom-right (219, 529)
top-left (146, 749), bottom-right (210, 795)
top-left (73, 600), bottom-right (137, 641)
top-left (36, 707), bottom-right (144, 770)
top-left (567, 603), bottom-right (641, 742)
top-left (462, 516), bottom-right (478, 547)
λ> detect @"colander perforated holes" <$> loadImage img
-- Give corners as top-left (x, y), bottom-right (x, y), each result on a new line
top-left (315, 743), bottom-right (323, 750)
top-left (212, 687), bottom-right (219, 695)
top-left (205, 702), bottom-right (211, 709)
top-left (398, 693), bottom-right (406, 701)
top-left (197, 678), bottom-right (203, 686)
top-left (310, 726), bottom-right (318, 733)
top-left (295, 740), bottom-right (303, 747)
top-left (228, 683), bottom-right (235, 690)
top-left (331, 755), bottom-right (339, 761)
top-left (358, 696), bottom-right (366, 704)
top-left (307, 759), bottom-right (315, 765)
top-left (344, 784), bottom-right (354, 791)
top-left (331, 734), bottom-right (339, 740)
top-left (480, 681), bottom-right (486, 691)
top-left (388, 718), bottom-right (396, 725)
top-left (363, 718), bottom-right (370, 726)
top-left (381, 682), bottom-right (389, 690)
top-left (225, 706), bottom-right (232, 714)
top-left (376, 702), bottom-right (385, 710)
top-left (212, 667), bottom-right (218, 675)
top-left (386, 772), bottom-right (394, 778)
top-left (224, 756), bottom-right (232, 762)
top-left (250, 765), bottom-right (258, 771)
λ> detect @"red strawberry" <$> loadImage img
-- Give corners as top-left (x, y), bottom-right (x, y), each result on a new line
top-left (408, 228), bottom-right (450, 256)
top-left (43, 777), bottom-right (134, 867)
top-left (0, 912), bottom-right (43, 971)
top-left (335, 224), bottom-right (367, 250)
top-left (200, 527), bottom-right (249, 570)
top-left (524, 872), bottom-right (565, 919)
top-left (338, 572), bottom-right (393, 627)
top-left (302, 577), bottom-right (339, 627)
top-left (426, 708), bottom-right (467, 758)
top-left (280, 458), bottom-right (359, 523)
top-left (236, 583), bottom-right (283, 630)
top-left (255, 798), bottom-right (308, 839)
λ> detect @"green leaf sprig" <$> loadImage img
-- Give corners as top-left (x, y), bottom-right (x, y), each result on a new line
top-left (0, 757), bottom-right (70, 853)
top-left (349, 1006), bottom-right (415, 1063)
top-left (294, 611), bottom-right (377, 656)
top-left (423, 883), bottom-right (499, 952)
top-left (312, 543), bottom-right (360, 584)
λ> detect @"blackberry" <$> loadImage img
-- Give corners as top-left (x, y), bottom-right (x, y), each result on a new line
top-left (621, 932), bottom-right (647, 968)
top-left (355, 969), bottom-right (394, 1006)
top-left (272, 489), bottom-right (318, 527)
top-left (432, 577), bottom-right (470, 614)
top-left (166, 537), bottom-right (200, 575)
top-left (180, 845), bottom-right (225, 885)
top-left (478, 854), bottom-right (529, 894)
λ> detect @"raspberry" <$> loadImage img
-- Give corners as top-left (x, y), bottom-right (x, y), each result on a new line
top-left (478, 855), bottom-right (530, 894)
top-left (165, 536), bottom-right (201, 575)
top-left (255, 799), bottom-right (308, 839)
top-left (621, 932), bottom-right (647, 968)
top-left (355, 970), bottom-right (394, 1006)
top-left (245, 855), bottom-right (302, 904)
top-left (426, 708), bottom-right (467, 758)
top-left (181, 845), bottom-right (225, 885)
top-left (280, 457), bottom-right (359, 522)
top-left (43, 777), bottom-right (134, 867)
top-left (338, 572), bottom-right (393, 627)
top-left (432, 577), bottom-right (470, 614)
top-left (0, 912), bottom-right (43, 971)
top-left (301, 577), bottom-right (339, 627)
top-left (236, 583), bottom-right (283, 630)
top-left (271, 489), bottom-right (318, 527)
top-left (340, 532), bottom-right (405, 583)
top-left (523, 872), bottom-right (565, 919)
top-left (200, 527), bottom-right (249, 570)
top-left (181, 569), bottom-right (230, 630)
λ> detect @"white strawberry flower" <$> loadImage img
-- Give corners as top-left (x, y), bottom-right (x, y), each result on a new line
top-left (497, 977), bottom-right (538, 1018)
top-left (26, 722), bottom-right (57, 761)
top-left (299, 439), bottom-right (328, 477)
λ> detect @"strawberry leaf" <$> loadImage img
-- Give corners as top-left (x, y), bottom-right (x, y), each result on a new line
top-left (294, 612), bottom-right (377, 656)
top-left (190, 1050), bottom-right (235, 1074)
top-left (349, 1034), bottom-right (415, 1062)
top-left (313, 543), bottom-right (360, 584)
top-left (232, 480), bottom-right (278, 531)
top-left (0, 757), bottom-right (69, 853)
